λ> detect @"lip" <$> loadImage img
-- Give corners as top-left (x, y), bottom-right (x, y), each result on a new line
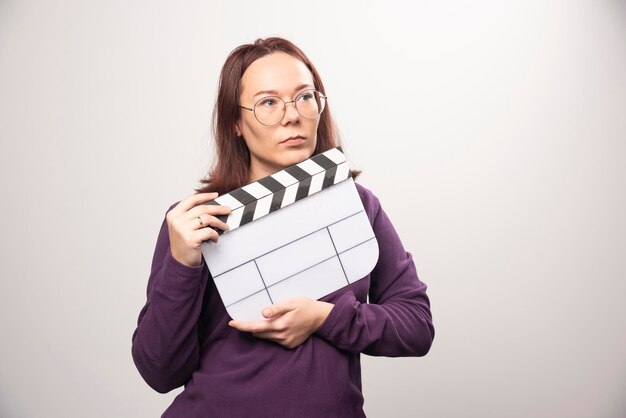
top-left (281, 135), bottom-right (306, 145)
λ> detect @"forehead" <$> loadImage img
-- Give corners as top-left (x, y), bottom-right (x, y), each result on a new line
top-left (240, 52), bottom-right (314, 98)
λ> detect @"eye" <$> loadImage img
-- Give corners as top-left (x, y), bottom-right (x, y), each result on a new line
top-left (299, 92), bottom-right (314, 101)
top-left (258, 97), bottom-right (279, 107)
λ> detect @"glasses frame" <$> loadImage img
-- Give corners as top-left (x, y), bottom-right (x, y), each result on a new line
top-left (239, 88), bottom-right (327, 126)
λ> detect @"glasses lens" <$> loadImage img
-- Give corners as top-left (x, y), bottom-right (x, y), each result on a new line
top-left (252, 90), bottom-right (327, 125)
top-left (296, 90), bottom-right (326, 119)
top-left (254, 96), bottom-right (285, 126)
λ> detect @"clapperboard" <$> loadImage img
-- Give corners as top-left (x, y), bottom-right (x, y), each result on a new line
top-left (200, 147), bottom-right (379, 321)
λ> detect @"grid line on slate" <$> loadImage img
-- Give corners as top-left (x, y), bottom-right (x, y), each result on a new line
top-left (213, 210), bottom-right (365, 279)
top-left (224, 216), bottom-right (375, 309)
top-left (326, 227), bottom-right (350, 285)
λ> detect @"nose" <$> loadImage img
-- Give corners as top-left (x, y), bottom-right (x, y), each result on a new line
top-left (281, 100), bottom-right (300, 125)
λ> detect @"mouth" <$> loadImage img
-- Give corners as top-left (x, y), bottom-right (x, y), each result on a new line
top-left (281, 135), bottom-right (306, 144)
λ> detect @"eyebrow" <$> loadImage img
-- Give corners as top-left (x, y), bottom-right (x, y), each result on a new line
top-left (253, 83), bottom-right (315, 98)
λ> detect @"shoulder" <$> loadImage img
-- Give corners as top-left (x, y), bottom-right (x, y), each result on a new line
top-left (354, 181), bottom-right (382, 222)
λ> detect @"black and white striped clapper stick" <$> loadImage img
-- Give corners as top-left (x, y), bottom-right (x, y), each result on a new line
top-left (204, 147), bottom-right (350, 234)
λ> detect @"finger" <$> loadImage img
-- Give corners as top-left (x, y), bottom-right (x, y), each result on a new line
top-left (187, 202), bottom-right (232, 218)
top-left (172, 192), bottom-right (219, 215)
top-left (190, 213), bottom-right (230, 234)
top-left (193, 225), bottom-right (220, 244)
top-left (251, 331), bottom-right (283, 341)
top-left (262, 302), bottom-right (296, 319)
top-left (228, 319), bottom-right (274, 333)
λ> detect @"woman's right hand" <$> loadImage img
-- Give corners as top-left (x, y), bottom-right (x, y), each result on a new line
top-left (166, 192), bottom-right (232, 267)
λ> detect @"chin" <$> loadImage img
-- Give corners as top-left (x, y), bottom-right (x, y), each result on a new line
top-left (279, 146), bottom-right (315, 167)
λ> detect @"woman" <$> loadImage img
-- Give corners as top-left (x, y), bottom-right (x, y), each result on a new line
top-left (132, 37), bottom-right (434, 417)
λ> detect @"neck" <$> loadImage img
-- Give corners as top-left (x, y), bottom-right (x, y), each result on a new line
top-left (248, 162), bottom-right (276, 183)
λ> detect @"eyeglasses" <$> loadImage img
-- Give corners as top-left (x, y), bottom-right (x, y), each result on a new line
top-left (239, 89), bottom-right (327, 126)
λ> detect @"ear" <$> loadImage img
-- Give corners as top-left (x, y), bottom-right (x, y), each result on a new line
top-left (235, 123), bottom-right (242, 137)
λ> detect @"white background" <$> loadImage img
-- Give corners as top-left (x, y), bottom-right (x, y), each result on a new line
top-left (1, 1), bottom-right (625, 417)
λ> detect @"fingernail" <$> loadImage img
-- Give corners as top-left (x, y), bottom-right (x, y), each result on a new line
top-left (263, 309), bottom-right (272, 317)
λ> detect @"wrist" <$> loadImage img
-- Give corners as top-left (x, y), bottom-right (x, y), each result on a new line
top-left (314, 301), bottom-right (334, 331)
top-left (170, 248), bottom-right (202, 268)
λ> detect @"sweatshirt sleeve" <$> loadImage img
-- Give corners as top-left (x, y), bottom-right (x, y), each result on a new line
top-left (131, 207), bottom-right (208, 393)
top-left (315, 187), bottom-right (435, 357)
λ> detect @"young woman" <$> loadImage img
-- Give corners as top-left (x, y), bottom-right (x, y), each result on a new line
top-left (132, 37), bottom-right (434, 418)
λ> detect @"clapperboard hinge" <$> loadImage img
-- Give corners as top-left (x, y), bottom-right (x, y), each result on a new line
top-left (203, 146), bottom-right (351, 234)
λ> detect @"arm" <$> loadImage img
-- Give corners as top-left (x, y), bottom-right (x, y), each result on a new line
top-left (315, 189), bottom-right (435, 356)
top-left (131, 216), bottom-right (207, 393)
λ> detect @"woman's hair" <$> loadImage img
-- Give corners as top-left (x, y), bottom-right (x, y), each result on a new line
top-left (196, 37), bottom-right (350, 195)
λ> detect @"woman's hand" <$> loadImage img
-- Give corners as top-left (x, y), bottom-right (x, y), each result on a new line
top-left (228, 297), bottom-right (334, 349)
top-left (166, 192), bottom-right (232, 267)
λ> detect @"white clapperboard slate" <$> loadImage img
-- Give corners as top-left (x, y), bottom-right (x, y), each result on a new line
top-left (200, 147), bottom-right (379, 321)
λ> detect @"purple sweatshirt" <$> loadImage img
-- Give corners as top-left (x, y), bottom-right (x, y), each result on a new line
top-left (131, 183), bottom-right (434, 417)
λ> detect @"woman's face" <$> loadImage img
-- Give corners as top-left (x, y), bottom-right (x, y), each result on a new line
top-left (236, 52), bottom-right (319, 181)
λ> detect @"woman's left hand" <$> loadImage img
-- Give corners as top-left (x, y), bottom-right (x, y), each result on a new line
top-left (228, 297), bottom-right (333, 349)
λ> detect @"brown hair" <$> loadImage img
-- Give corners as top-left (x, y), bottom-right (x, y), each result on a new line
top-left (196, 37), bottom-right (356, 195)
